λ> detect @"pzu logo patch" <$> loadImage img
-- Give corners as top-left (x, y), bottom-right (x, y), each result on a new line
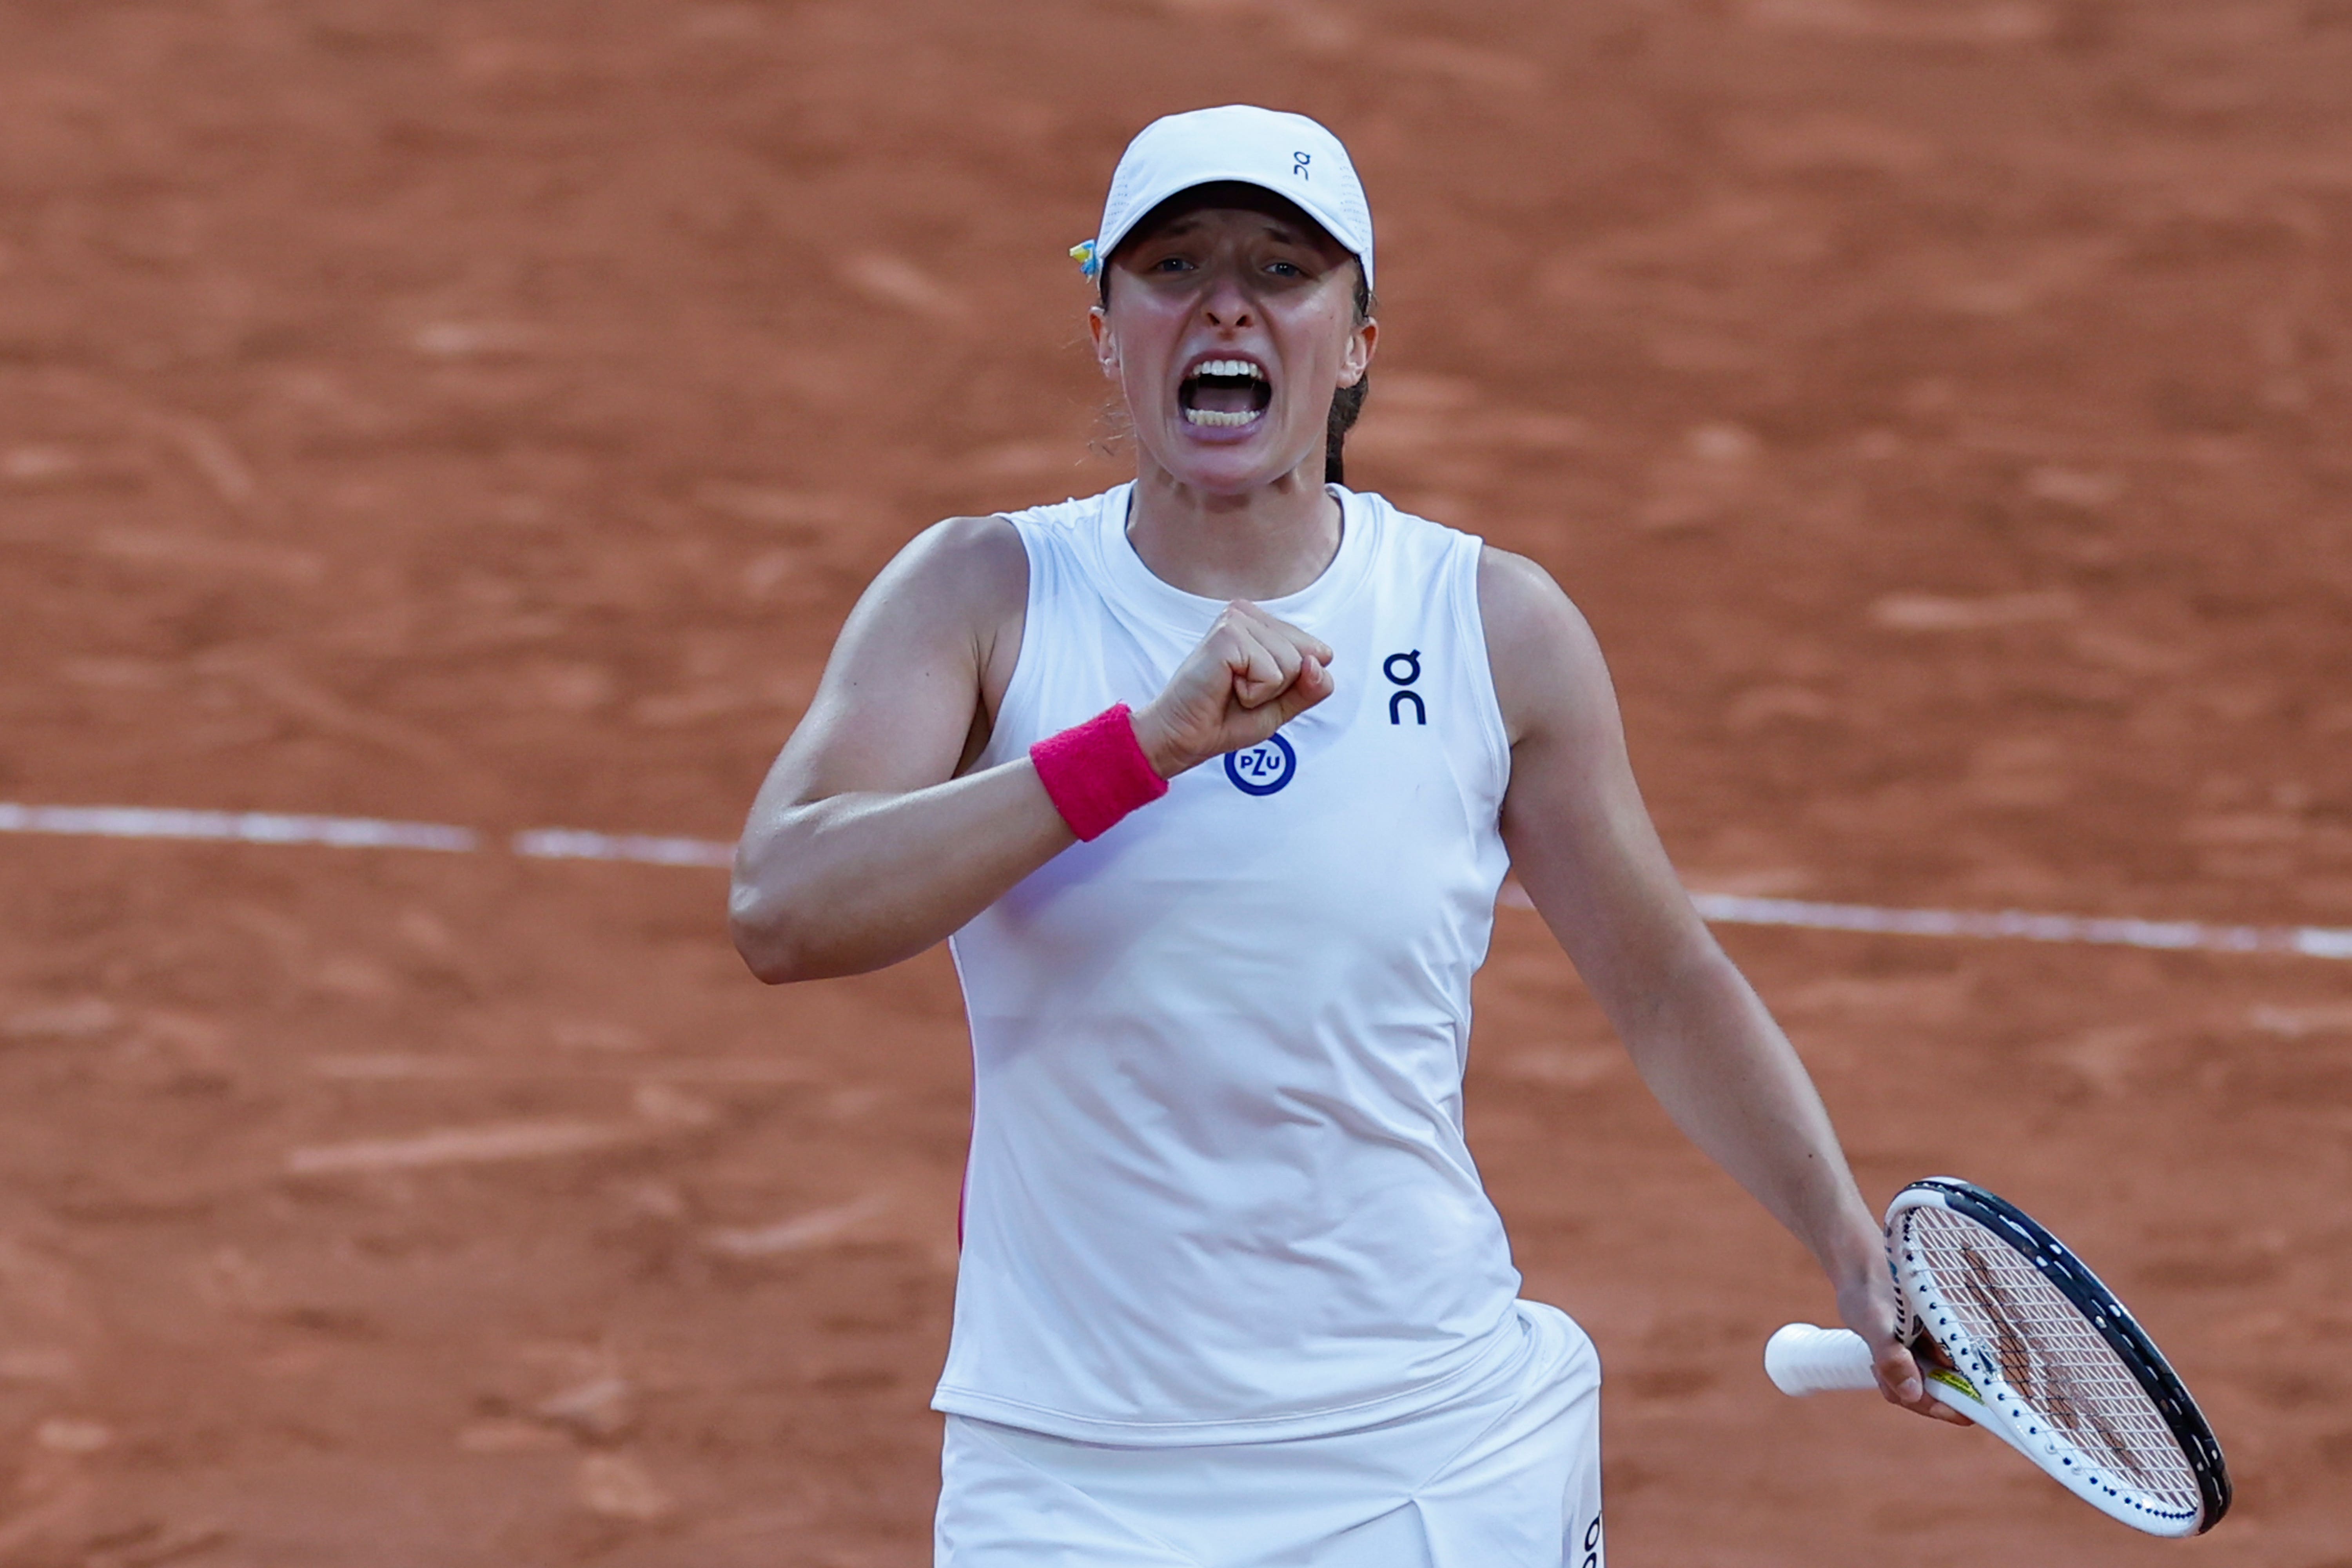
top-left (1225, 733), bottom-right (1296, 795)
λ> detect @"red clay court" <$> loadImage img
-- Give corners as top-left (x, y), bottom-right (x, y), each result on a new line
top-left (1, 1), bottom-right (2348, 1563)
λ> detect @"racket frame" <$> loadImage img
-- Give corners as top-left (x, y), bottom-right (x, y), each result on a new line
top-left (1890, 1178), bottom-right (2230, 1537)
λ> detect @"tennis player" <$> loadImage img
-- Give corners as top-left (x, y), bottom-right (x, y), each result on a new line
top-left (730, 105), bottom-right (1960, 1567)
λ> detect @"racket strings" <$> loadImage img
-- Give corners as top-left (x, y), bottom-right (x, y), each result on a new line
top-left (1909, 1209), bottom-right (2200, 1513)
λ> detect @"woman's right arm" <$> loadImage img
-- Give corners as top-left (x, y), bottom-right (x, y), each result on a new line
top-left (729, 515), bottom-right (1334, 984)
top-left (729, 514), bottom-right (1070, 983)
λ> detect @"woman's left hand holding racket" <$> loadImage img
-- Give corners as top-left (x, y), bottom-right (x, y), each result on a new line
top-left (1833, 1250), bottom-right (1973, 1425)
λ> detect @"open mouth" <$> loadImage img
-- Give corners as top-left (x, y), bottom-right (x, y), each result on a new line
top-left (1179, 358), bottom-right (1272, 428)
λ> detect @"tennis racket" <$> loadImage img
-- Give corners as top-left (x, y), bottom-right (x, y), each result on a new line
top-left (1764, 1177), bottom-right (2230, 1537)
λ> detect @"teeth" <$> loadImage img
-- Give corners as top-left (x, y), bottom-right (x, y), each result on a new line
top-left (1183, 407), bottom-right (1259, 427)
top-left (1191, 358), bottom-right (1265, 380)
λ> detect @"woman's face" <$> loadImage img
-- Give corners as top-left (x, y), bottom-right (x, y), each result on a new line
top-left (1090, 190), bottom-right (1375, 497)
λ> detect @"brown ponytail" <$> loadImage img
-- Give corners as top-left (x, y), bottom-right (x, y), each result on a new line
top-left (1325, 266), bottom-right (1375, 486)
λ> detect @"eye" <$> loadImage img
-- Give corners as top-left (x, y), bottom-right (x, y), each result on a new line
top-left (1149, 254), bottom-right (1194, 274)
top-left (1266, 260), bottom-right (1303, 278)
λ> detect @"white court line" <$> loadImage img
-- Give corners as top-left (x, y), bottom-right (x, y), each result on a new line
top-left (8, 799), bottom-right (2352, 962)
top-left (1684, 891), bottom-right (2352, 963)
top-left (512, 828), bottom-right (734, 867)
top-left (0, 801), bottom-right (477, 853)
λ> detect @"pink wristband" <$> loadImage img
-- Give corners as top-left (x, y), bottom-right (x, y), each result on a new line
top-left (1030, 704), bottom-right (1169, 841)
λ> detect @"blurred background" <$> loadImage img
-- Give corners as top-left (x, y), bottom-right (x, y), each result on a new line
top-left (1, 0), bottom-right (2347, 1563)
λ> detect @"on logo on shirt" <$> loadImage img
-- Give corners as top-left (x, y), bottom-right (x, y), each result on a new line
top-left (1384, 650), bottom-right (1426, 726)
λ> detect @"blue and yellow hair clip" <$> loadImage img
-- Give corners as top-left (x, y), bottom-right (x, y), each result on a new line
top-left (1070, 239), bottom-right (1101, 279)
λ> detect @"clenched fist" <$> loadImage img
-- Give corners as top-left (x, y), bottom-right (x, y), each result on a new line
top-left (1131, 601), bottom-right (1334, 779)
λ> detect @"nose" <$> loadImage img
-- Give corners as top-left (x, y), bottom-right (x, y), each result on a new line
top-left (1200, 263), bottom-right (1255, 328)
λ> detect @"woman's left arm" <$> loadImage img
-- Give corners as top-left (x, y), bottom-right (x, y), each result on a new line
top-left (1480, 547), bottom-right (1963, 1423)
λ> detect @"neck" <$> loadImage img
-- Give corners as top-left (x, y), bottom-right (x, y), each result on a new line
top-left (1124, 449), bottom-right (1342, 601)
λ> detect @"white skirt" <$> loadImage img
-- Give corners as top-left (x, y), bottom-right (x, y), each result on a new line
top-left (935, 1300), bottom-right (1604, 1568)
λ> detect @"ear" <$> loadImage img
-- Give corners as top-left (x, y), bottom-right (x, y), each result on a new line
top-left (1339, 314), bottom-right (1377, 389)
top-left (1087, 305), bottom-right (1119, 381)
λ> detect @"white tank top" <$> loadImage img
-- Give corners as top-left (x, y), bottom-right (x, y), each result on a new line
top-left (937, 483), bottom-right (1523, 1445)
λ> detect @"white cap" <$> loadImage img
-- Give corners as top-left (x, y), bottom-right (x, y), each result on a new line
top-left (1077, 105), bottom-right (1374, 293)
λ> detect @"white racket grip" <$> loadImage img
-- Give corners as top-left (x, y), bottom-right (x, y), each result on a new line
top-left (1765, 1323), bottom-right (1880, 1396)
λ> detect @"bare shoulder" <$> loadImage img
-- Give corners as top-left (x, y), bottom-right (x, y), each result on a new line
top-left (869, 513), bottom-right (1027, 630)
top-left (847, 513), bottom-right (1028, 687)
top-left (772, 514), bottom-right (1030, 800)
top-left (1477, 544), bottom-right (1615, 746)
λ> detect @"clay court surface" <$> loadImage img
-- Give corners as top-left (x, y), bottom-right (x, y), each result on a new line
top-left (3, 0), bottom-right (2350, 1562)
